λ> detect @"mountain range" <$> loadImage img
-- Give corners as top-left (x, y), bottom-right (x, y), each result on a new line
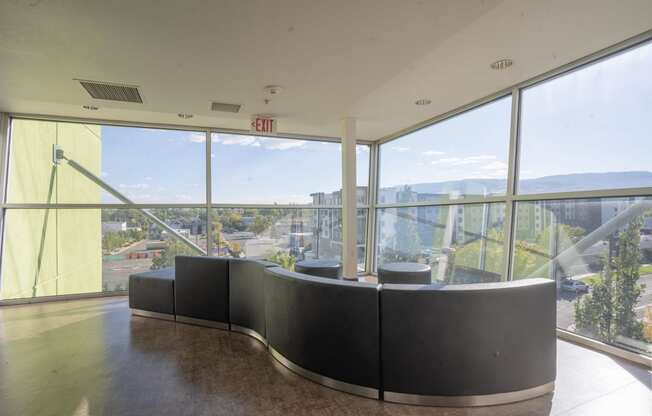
top-left (379, 171), bottom-right (652, 200)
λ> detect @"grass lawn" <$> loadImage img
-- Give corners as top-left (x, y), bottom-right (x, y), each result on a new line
top-left (580, 264), bottom-right (652, 285)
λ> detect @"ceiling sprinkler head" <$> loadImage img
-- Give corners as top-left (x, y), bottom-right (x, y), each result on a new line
top-left (264, 85), bottom-right (282, 95)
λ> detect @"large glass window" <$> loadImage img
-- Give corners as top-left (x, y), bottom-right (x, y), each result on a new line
top-left (6, 120), bottom-right (206, 204)
top-left (0, 208), bottom-right (205, 300)
top-left (513, 197), bottom-right (652, 356)
top-left (518, 41), bottom-right (652, 194)
top-left (376, 203), bottom-right (506, 283)
top-left (210, 208), bottom-right (367, 272)
top-left (211, 133), bottom-right (369, 205)
top-left (378, 97), bottom-right (512, 204)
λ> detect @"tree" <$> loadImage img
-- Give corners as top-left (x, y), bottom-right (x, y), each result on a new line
top-left (267, 250), bottom-right (296, 271)
top-left (613, 217), bottom-right (645, 340)
top-left (151, 239), bottom-right (196, 270)
top-left (250, 215), bottom-right (272, 235)
top-left (385, 208), bottom-right (422, 262)
top-left (575, 216), bottom-right (646, 342)
top-left (220, 211), bottom-right (245, 232)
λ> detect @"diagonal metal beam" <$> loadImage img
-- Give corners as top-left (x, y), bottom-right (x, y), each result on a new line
top-left (55, 147), bottom-right (205, 255)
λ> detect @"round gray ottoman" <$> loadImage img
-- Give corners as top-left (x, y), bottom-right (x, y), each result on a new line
top-left (378, 262), bottom-right (431, 284)
top-left (295, 259), bottom-right (342, 279)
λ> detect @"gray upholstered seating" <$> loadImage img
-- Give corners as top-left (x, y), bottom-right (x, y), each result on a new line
top-left (380, 278), bottom-right (556, 406)
top-left (174, 256), bottom-right (230, 328)
top-left (378, 262), bottom-right (431, 284)
top-left (264, 266), bottom-right (380, 398)
top-left (129, 256), bottom-right (556, 407)
top-left (228, 258), bottom-right (278, 343)
top-left (294, 259), bottom-right (342, 279)
top-left (128, 267), bottom-right (175, 320)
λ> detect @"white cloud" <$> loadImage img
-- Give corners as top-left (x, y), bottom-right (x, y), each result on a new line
top-left (174, 194), bottom-right (193, 201)
top-left (466, 155), bottom-right (497, 160)
top-left (261, 138), bottom-right (306, 150)
top-left (118, 183), bottom-right (150, 190)
top-left (220, 134), bottom-right (259, 146)
top-left (356, 145), bottom-right (370, 154)
top-left (101, 171), bottom-right (109, 178)
top-left (212, 134), bottom-right (305, 151)
top-left (187, 132), bottom-right (206, 143)
top-left (423, 150), bottom-right (444, 156)
top-left (480, 161), bottom-right (509, 171)
top-left (391, 146), bottom-right (410, 152)
top-left (144, 176), bottom-right (153, 181)
top-left (431, 155), bottom-right (502, 167)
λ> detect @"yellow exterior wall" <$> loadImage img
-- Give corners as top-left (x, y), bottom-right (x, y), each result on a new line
top-left (1, 120), bottom-right (102, 300)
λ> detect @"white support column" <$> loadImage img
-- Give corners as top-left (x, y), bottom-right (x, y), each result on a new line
top-left (341, 117), bottom-right (357, 279)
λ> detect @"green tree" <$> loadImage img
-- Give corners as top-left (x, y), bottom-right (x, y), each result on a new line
top-left (267, 250), bottom-right (296, 271)
top-left (220, 211), bottom-right (245, 232)
top-left (575, 217), bottom-right (646, 342)
top-left (250, 215), bottom-right (272, 235)
top-left (151, 239), bottom-right (197, 270)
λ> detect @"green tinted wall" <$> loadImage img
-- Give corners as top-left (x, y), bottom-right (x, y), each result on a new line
top-left (1, 120), bottom-right (102, 300)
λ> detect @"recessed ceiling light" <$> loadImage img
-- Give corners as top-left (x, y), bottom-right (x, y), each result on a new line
top-left (178, 113), bottom-right (193, 119)
top-left (490, 59), bottom-right (513, 70)
top-left (82, 105), bottom-right (99, 110)
top-left (415, 99), bottom-right (432, 106)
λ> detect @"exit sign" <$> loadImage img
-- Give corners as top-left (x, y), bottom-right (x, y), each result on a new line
top-left (251, 116), bottom-right (277, 134)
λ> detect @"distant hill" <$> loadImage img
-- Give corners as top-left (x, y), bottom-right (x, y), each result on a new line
top-left (519, 171), bottom-right (652, 194)
top-left (379, 171), bottom-right (652, 200)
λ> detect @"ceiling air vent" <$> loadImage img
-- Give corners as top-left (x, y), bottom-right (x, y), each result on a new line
top-left (210, 102), bottom-right (241, 113)
top-left (77, 79), bottom-right (143, 103)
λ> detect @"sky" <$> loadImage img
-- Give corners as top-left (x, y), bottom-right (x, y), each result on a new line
top-left (99, 40), bottom-right (651, 204)
top-left (100, 127), bottom-right (369, 204)
top-left (379, 40), bottom-right (652, 193)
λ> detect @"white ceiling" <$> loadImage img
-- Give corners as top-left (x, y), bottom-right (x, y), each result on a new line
top-left (0, 0), bottom-right (650, 141)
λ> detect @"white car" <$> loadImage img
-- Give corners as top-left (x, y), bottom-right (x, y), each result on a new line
top-left (561, 279), bottom-right (589, 294)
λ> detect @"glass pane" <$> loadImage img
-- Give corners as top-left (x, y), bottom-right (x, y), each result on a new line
top-left (518, 41), bottom-right (652, 194)
top-left (376, 203), bottom-right (506, 283)
top-left (211, 133), bottom-right (368, 205)
top-left (210, 208), bottom-right (367, 272)
top-left (6, 120), bottom-right (206, 204)
top-left (513, 197), bottom-right (652, 356)
top-left (0, 208), bottom-right (206, 300)
top-left (378, 97), bottom-right (511, 204)
top-left (357, 144), bottom-right (370, 205)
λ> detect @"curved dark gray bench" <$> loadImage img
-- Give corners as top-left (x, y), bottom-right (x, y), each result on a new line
top-left (378, 262), bottom-right (431, 284)
top-left (129, 267), bottom-right (175, 320)
top-left (130, 256), bottom-right (556, 407)
top-left (380, 278), bottom-right (556, 406)
top-left (175, 256), bottom-right (230, 329)
top-left (295, 259), bottom-right (342, 279)
top-left (228, 258), bottom-right (278, 343)
top-left (264, 266), bottom-right (380, 399)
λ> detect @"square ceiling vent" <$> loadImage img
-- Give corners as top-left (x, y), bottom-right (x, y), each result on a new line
top-left (77, 79), bottom-right (143, 103)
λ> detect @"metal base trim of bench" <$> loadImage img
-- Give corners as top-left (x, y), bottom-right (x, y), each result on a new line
top-left (231, 324), bottom-right (267, 346)
top-left (383, 382), bottom-right (555, 407)
top-left (175, 315), bottom-right (229, 330)
top-left (269, 346), bottom-right (379, 400)
top-left (131, 309), bottom-right (175, 321)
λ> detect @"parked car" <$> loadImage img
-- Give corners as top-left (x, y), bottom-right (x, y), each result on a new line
top-left (561, 279), bottom-right (589, 294)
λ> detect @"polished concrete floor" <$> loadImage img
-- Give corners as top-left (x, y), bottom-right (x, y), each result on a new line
top-left (0, 297), bottom-right (649, 416)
